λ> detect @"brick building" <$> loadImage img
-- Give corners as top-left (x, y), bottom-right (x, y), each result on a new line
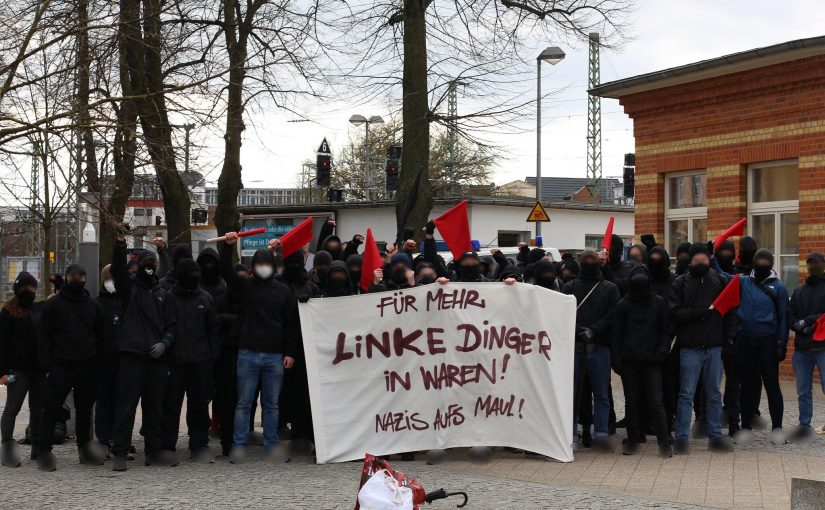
top-left (592, 36), bottom-right (825, 378)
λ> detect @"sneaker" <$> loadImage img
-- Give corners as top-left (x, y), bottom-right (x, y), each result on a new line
top-left (112, 454), bottom-right (127, 472)
top-left (709, 436), bottom-right (733, 453)
top-left (622, 442), bottom-right (639, 455)
top-left (1, 442), bottom-right (21, 468)
top-left (289, 438), bottom-right (315, 458)
top-left (674, 437), bottom-right (690, 455)
top-left (37, 451), bottom-right (56, 472)
top-left (790, 425), bottom-right (815, 443)
top-left (221, 444), bottom-right (232, 457)
top-left (751, 414), bottom-right (768, 431)
top-left (770, 428), bottom-right (788, 445)
top-left (192, 448), bottom-right (215, 464)
top-left (264, 445), bottom-right (290, 464)
top-left (229, 446), bottom-right (247, 464)
top-left (728, 423), bottom-right (740, 438)
top-left (733, 428), bottom-right (754, 445)
top-left (78, 442), bottom-right (105, 466)
top-left (425, 449), bottom-right (447, 465)
top-left (658, 442), bottom-right (673, 459)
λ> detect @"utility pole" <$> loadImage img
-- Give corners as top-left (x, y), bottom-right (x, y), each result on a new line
top-left (586, 32), bottom-right (603, 202)
top-left (444, 79), bottom-right (466, 197)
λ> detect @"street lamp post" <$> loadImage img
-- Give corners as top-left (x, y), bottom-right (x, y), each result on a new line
top-left (535, 47), bottom-right (565, 243)
top-left (349, 114), bottom-right (385, 200)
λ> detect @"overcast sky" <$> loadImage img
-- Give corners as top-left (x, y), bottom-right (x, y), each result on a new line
top-left (193, 0), bottom-right (825, 189)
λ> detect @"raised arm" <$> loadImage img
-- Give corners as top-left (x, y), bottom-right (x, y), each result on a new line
top-left (111, 234), bottom-right (132, 310)
top-left (155, 237), bottom-right (170, 278)
top-left (218, 235), bottom-right (244, 295)
top-left (316, 219), bottom-right (335, 252)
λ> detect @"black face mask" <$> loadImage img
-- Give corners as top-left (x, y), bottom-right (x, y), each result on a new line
top-left (716, 253), bottom-right (735, 273)
top-left (391, 267), bottom-right (408, 284)
top-left (418, 275), bottom-right (436, 285)
top-left (16, 290), bottom-right (35, 308)
top-left (283, 264), bottom-right (304, 282)
top-left (66, 279), bottom-right (86, 294)
top-left (689, 263), bottom-right (710, 278)
top-left (609, 250), bottom-right (622, 266)
top-left (349, 270), bottom-right (362, 285)
top-left (315, 267), bottom-right (328, 282)
top-left (327, 246), bottom-right (342, 259)
top-left (647, 257), bottom-right (669, 281)
top-left (675, 257), bottom-right (690, 274)
top-left (808, 264), bottom-right (825, 277)
top-left (460, 264), bottom-right (480, 281)
top-left (580, 262), bottom-right (600, 278)
top-left (200, 264), bottom-right (218, 281)
top-left (328, 276), bottom-right (348, 290)
top-left (754, 265), bottom-right (772, 282)
top-left (629, 274), bottom-right (651, 300)
top-left (740, 250), bottom-right (755, 266)
top-left (535, 275), bottom-right (556, 290)
top-left (179, 271), bottom-right (200, 290)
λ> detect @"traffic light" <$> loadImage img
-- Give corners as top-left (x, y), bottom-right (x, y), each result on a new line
top-left (623, 153), bottom-right (635, 199)
top-left (317, 154), bottom-right (331, 187)
top-left (385, 144), bottom-right (401, 191)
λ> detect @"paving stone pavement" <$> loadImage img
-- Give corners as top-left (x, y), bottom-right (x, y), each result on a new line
top-left (1, 378), bottom-right (823, 509)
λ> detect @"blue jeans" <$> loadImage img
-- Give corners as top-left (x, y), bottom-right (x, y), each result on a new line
top-left (573, 344), bottom-right (611, 439)
top-left (233, 350), bottom-right (284, 448)
top-left (676, 347), bottom-right (723, 439)
top-left (792, 350), bottom-right (825, 427)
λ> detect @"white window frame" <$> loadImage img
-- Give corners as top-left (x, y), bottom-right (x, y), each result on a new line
top-left (664, 170), bottom-right (707, 252)
top-left (747, 159), bottom-right (799, 281)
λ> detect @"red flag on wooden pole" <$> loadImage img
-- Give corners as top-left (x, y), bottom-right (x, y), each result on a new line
top-left (433, 200), bottom-right (472, 261)
top-left (710, 274), bottom-right (741, 316)
top-left (713, 217), bottom-right (747, 248)
top-left (601, 216), bottom-right (615, 254)
top-left (360, 228), bottom-right (382, 292)
top-left (278, 217), bottom-right (314, 258)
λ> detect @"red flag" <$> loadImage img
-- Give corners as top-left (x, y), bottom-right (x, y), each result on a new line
top-left (601, 216), bottom-right (615, 253)
top-left (360, 228), bottom-right (382, 292)
top-left (710, 274), bottom-right (741, 316)
top-left (813, 314), bottom-right (825, 342)
top-left (278, 217), bottom-right (314, 258)
top-left (434, 200), bottom-right (472, 261)
top-left (713, 217), bottom-right (747, 248)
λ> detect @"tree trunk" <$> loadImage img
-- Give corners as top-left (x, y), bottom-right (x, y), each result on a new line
top-left (214, 0), bottom-right (247, 236)
top-left (395, 0), bottom-right (432, 241)
top-left (42, 222), bottom-right (52, 299)
top-left (77, 0), bottom-right (98, 194)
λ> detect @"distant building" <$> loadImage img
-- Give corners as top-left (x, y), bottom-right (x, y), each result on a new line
top-left (204, 187), bottom-right (301, 207)
top-left (524, 176), bottom-right (622, 203)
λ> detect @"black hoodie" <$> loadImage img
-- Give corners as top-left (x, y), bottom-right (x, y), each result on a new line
top-left (602, 234), bottom-right (637, 296)
top-left (38, 286), bottom-right (104, 369)
top-left (0, 297), bottom-right (44, 374)
top-left (647, 246), bottom-right (675, 302)
top-left (166, 282), bottom-right (220, 364)
top-left (735, 236), bottom-right (757, 275)
top-left (611, 266), bottom-right (671, 365)
top-left (281, 251), bottom-right (321, 301)
top-left (323, 261), bottom-right (354, 297)
top-left (220, 243), bottom-right (298, 356)
top-left (668, 265), bottom-right (736, 348)
top-left (197, 248), bottom-right (228, 299)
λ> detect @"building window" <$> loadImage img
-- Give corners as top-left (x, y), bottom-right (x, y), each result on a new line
top-left (665, 171), bottom-right (707, 256)
top-left (134, 208), bottom-right (145, 217)
top-left (748, 160), bottom-right (799, 291)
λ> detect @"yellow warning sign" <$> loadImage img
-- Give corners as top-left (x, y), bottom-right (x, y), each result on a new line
top-left (526, 201), bottom-right (551, 222)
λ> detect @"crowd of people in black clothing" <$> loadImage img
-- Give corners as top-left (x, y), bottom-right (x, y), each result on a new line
top-left (1, 218), bottom-right (824, 472)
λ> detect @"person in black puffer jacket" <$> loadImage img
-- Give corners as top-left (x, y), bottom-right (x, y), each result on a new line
top-left (611, 266), bottom-right (672, 457)
top-left (160, 259), bottom-right (219, 462)
top-left (788, 252), bottom-right (825, 443)
top-left (37, 264), bottom-right (104, 472)
top-left (93, 265), bottom-right (123, 453)
top-left (669, 243), bottom-right (736, 454)
top-left (563, 250), bottom-right (620, 450)
top-left (110, 233), bottom-right (177, 471)
top-left (0, 272), bottom-right (45, 467)
top-left (221, 232), bottom-right (298, 462)
top-left (647, 246), bottom-right (679, 432)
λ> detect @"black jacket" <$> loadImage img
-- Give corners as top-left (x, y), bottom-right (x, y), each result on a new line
top-left (669, 269), bottom-right (736, 348)
top-left (602, 260), bottom-right (637, 297)
top-left (0, 299), bottom-right (44, 374)
top-left (562, 272), bottom-right (620, 347)
top-left (789, 274), bottom-right (825, 352)
top-left (38, 287), bottom-right (104, 369)
top-left (220, 243), bottom-right (299, 356)
top-left (611, 272), bottom-right (671, 365)
top-left (95, 289), bottom-right (123, 363)
top-left (197, 248), bottom-right (227, 299)
top-left (112, 240), bottom-right (175, 356)
top-left (166, 285), bottom-right (220, 364)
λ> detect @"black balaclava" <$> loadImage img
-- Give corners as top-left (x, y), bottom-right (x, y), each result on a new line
top-left (346, 254), bottom-right (363, 288)
top-left (579, 251), bottom-right (601, 279)
top-left (282, 251), bottom-right (306, 283)
top-left (197, 248), bottom-right (220, 284)
top-left (533, 261), bottom-right (557, 290)
top-left (313, 250), bottom-right (333, 283)
top-left (527, 248), bottom-right (546, 265)
top-left (415, 262), bottom-right (438, 285)
top-left (137, 250), bottom-right (158, 285)
top-left (688, 243), bottom-right (710, 278)
top-left (559, 259), bottom-right (579, 283)
top-left (753, 248), bottom-right (774, 282)
top-left (323, 235), bottom-right (343, 260)
top-left (176, 258), bottom-right (201, 290)
top-left (171, 244), bottom-right (193, 271)
top-left (628, 266), bottom-right (653, 302)
top-left (498, 265), bottom-right (523, 282)
top-left (647, 246), bottom-right (672, 283)
top-left (715, 240), bottom-right (736, 274)
top-left (739, 236), bottom-right (757, 267)
top-left (13, 271), bottom-right (38, 308)
top-left (610, 234), bottom-right (625, 266)
top-left (324, 261), bottom-right (351, 297)
top-left (64, 263), bottom-right (87, 296)
top-left (457, 251), bottom-right (481, 282)
top-left (675, 242), bottom-right (692, 275)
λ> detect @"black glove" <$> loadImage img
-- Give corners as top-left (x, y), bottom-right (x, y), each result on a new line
top-left (425, 221), bottom-right (436, 235)
top-left (777, 345), bottom-right (787, 363)
top-left (576, 327), bottom-right (594, 343)
top-left (149, 342), bottom-right (166, 359)
top-left (351, 234), bottom-right (363, 246)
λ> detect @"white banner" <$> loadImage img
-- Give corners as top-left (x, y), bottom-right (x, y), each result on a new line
top-left (300, 282), bottom-right (576, 464)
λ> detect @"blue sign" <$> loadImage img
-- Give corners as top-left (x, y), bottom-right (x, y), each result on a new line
top-left (240, 224), bottom-right (295, 252)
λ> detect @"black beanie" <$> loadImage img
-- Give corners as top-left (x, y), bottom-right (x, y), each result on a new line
top-left (313, 250), bottom-right (332, 268)
top-left (528, 248), bottom-right (546, 265)
top-left (251, 249), bottom-right (275, 267)
top-left (65, 263), bottom-right (87, 277)
top-left (754, 248), bottom-right (774, 266)
top-left (172, 244), bottom-right (192, 267)
top-left (176, 258), bottom-right (200, 275)
top-left (688, 243), bottom-right (710, 262)
top-left (13, 271), bottom-right (37, 293)
top-left (676, 242), bottom-right (692, 257)
top-left (284, 251), bottom-right (304, 266)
